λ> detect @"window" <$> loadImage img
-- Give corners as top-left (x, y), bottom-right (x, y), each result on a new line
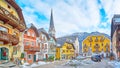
top-left (25, 42), bottom-right (29, 45)
top-left (32, 42), bottom-right (34, 46)
top-left (25, 31), bottom-right (27, 34)
top-left (36, 40), bottom-right (39, 46)
top-left (63, 50), bottom-right (65, 53)
top-left (28, 54), bottom-right (32, 60)
top-left (40, 35), bottom-right (42, 40)
top-left (102, 49), bottom-right (103, 51)
top-left (13, 32), bottom-right (18, 36)
top-left (101, 43), bottom-right (103, 46)
top-left (32, 33), bottom-right (34, 37)
top-left (0, 26), bottom-right (8, 32)
top-left (13, 47), bottom-right (17, 55)
top-left (66, 50), bottom-right (68, 52)
top-left (27, 32), bottom-right (30, 36)
top-left (43, 36), bottom-right (45, 41)
top-left (42, 43), bottom-right (44, 49)
top-left (7, 4), bottom-right (11, 9)
top-left (56, 50), bottom-right (58, 52)
top-left (114, 18), bottom-right (120, 22)
top-left (45, 44), bottom-right (47, 49)
top-left (90, 43), bottom-right (91, 47)
top-left (95, 37), bottom-right (98, 42)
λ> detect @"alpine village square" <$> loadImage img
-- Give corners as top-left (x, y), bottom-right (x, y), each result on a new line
top-left (0, 0), bottom-right (120, 68)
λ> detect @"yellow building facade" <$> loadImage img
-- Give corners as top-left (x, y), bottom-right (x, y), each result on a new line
top-left (0, 0), bottom-right (26, 62)
top-left (56, 42), bottom-right (75, 60)
top-left (82, 35), bottom-right (110, 57)
top-left (56, 47), bottom-right (60, 60)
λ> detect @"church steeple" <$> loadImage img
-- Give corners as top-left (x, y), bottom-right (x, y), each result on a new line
top-left (48, 9), bottom-right (56, 37)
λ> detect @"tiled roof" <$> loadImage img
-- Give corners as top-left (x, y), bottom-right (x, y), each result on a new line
top-left (38, 28), bottom-right (50, 40)
top-left (26, 23), bottom-right (39, 37)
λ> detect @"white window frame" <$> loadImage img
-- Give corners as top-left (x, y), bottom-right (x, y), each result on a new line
top-left (32, 42), bottom-right (34, 46)
top-left (0, 26), bottom-right (8, 32)
top-left (32, 33), bottom-right (34, 37)
top-left (27, 32), bottom-right (30, 36)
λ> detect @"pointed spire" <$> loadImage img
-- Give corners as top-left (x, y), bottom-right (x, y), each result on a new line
top-left (48, 9), bottom-right (56, 37)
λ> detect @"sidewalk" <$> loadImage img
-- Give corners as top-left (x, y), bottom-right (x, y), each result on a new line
top-left (0, 62), bottom-right (16, 68)
top-left (33, 60), bottom-right (68, 68)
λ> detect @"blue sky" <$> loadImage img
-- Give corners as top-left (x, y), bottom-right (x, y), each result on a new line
top-left (16, 0), bottom-right (120, 37)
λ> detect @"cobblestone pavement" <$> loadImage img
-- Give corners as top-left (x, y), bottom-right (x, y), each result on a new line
top-left (78, 60), bottom-right (114, 68)
top-left (33, 59), bottom-right (114, 68)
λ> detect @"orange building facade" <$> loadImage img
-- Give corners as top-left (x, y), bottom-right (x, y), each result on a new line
top-left (23, 24), bottom-right (40, 64)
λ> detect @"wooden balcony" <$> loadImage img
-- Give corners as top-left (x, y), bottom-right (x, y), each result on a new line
top-left (24, 46), bottom-right (40, 52)
top-left (0, 31), bottom-right (19, 45)
top-left (9, 34), bottom-right (19, 45)
top-left (89, 37), bottom-right (93, 42)
top-left (0, 5), bottom-right (25, 31)
top-left (67, 46), bottom-right (72, 49)
top-left (0, 31), bottom-right (9, 44)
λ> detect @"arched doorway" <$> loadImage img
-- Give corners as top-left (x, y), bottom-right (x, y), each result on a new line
top-left (0, 47), bottom-right (9, 60)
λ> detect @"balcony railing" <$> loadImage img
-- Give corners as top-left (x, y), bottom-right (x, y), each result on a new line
top-left (12, 35), bottom-right (19, 45)
top-left (0, 5), bottom-right (25, 31)
top-left (0, 30), bottom-right (19, 45)
top-left (24, 46), bottom-right (40, 52)
top-left (67, 46), bottom-right (72, 49)
top-left (0, 31), bottom-right (9, 44)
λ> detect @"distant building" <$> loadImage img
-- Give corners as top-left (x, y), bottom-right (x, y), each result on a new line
top-left (47, 10), bottom-right (56, 59)
top-left (48, 9), bottom-right (56, 37)
top-left (57, 35), bottom-right (79, 57)
top-left (111, 14), bottom-right (120, 59)
top-left (56, 38), bottom-right (75, 60)
top-left (82, 35), bottom-right (110, 57)
top-left (37, 28), bottom-right (49, 60)
top-left (74, 37), bottom-right (79, 57)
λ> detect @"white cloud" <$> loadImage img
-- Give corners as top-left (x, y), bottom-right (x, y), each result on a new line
top-left (16, 0), bottom-right (120, 37)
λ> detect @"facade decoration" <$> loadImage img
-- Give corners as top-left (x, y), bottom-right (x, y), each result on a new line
top-left (82, 35), bottom-right (110, 57)
top-left (23, 24), bottom-right (39, 64)
top-left (38, 28), bottom-right (49, 61)
top-left (111, 14), bottom-right (120, 59)
top-left (56, 38), bottom-right (75, 60)
top-left (0, 0), bottom-right (26, 62)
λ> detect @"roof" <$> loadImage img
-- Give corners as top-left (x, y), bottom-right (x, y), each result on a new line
top-left (113, 14), bottom-right (120, 18)
top-left (111, 14), bottom-right (120, 40)
top-left (49, 9), bottom-right (55, 32)
top-left (57, 37), bottom-right (76, 49)
top-left (26, 23), bottom-right (39, 37)
top-left (49, 35), bottom-right (57, 42)
top-left (6, 0), bottom-right (26, 31)
top-left (38, 28), bottom-right (50, 40)
top-left (66, 42), bottom-right (75, 50)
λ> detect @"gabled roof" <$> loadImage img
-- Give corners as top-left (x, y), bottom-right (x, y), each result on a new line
top-left (26, 23), bottom-right (39, 37)
top-left (57, 37), bottom-right (75, 49)
top-left (65, 42), bottom-right (75, 50)
top-left (57, 36), bottom-right (76, 46)
top-left (6, 0), bottom-right (26, 29)
top-left (113, 14), bottom-right (120, 18)
top-left (38, 28), bottom-right (50, 40)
